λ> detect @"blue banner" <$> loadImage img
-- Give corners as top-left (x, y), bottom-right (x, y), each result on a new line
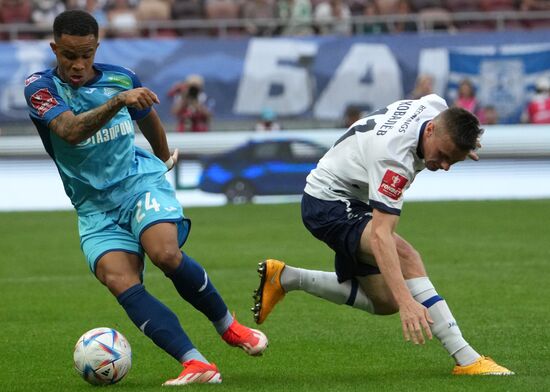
top-left (1, 30), bottom-right (549, 125)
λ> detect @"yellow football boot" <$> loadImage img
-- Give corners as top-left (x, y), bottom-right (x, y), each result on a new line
top-left (452, 356), bottom-right (514, 376)
top-left (252, 259), bottom-right (286, 324)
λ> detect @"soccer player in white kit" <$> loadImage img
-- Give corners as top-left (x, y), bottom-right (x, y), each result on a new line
top-left (253, 94), bottom-right (514, 375)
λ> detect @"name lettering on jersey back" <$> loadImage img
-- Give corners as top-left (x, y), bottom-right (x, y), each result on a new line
top-left (378, 170), bottom-right (408, 200)
top-left (377, 101), bottom-right (413, 135)
top-left (79, 120), bottom-right (133, 146)
top-left (399, 104), bottom-right (426, 133)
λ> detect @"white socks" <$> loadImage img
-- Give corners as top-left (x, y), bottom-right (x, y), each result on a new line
top-left (406, 277), bottom-right (481, 366)
top-left (280, 266), bottom-right (374, 313)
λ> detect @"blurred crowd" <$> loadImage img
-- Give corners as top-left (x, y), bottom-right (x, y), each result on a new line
top-left (2, 0), bottom-right (550, 40)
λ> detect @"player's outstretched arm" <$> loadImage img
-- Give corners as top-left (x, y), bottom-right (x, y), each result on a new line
top-left (369, 209), bottom-right (433, 344)
top-left (49, 87), bottom-right (159, 145)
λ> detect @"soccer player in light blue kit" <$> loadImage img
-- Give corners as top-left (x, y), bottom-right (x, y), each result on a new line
top-left (24, 10), bottom-right (267, 386)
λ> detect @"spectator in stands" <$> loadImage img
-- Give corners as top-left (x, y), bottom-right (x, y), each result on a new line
top-left (276, 0), bottom-right (314, 36)
top-left (408, 74), bottom-right (434, 99)
top-left (522, 76), bottom-right (550, 124)
top-left (168, 74), bottom-right (212, 132)
top-left (374, 0), bottom-right (399, 14)
top-left (31, 0), bottom-right (66, 30)
top-left (520, 0), bottom-right (550, 29)
top-left (342, 105), bottom-right (362, 128)
top-left (348, 0), bottom-right (367, 16)
top-left (452, 78), bottom-right (479, 115)
top-left (389, 0), bottom-right (417, 33)
top-left (314, 0), bottom-right (352, 35)
top-left (107, 0), bottom-right (139, 37)
top-left (136, 0), bottom-right (174, 36)
top-left (479, 0), bottom-right (516, 12)
top-left (0, 0), bottom-right (33, 40)
top-left (479, 0), bottom-right (522, 29)
top-left (241, 0), bottom-right (277, 36)
top-left (443, 0), bottom-right (484, 31)
top-left (204, 0), bottom-right (241, 35)
top-left (361, 0), bottom-right (388, 34)
top-left (171, 0), bottom-right (205, 36)
top-left (478, 105), bottom-right (499, 125)
top-left (255, 107), bottom-right (282, 132)
top-left (418, 5), bottom-right (455, 32)
top-left (409, 0), bottom-right (445, 11)
top-left (84, 0), bottom-right (108, 31)
top-left (66, 0), bottom-right (108, 36)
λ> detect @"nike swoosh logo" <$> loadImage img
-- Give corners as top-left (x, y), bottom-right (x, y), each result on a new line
top-left (139, 319), bottom-right (150, 333)
top-left (198, 270), bottom-right (208, 292)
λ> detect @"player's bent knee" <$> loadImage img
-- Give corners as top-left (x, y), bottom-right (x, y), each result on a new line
top-left (100, 272), bottom-right (141, 296)
top-left (148, 247), bottom-right (182, 272)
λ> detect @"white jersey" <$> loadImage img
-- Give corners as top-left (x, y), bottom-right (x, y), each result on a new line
top-left (305, 94), bottom-right (449, 215)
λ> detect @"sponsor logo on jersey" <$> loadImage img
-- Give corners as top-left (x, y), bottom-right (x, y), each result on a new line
top-left (25, 74), bottom-right (41, 86)
top-left (30, 88), bottom-right (59, 117)
top-left (107, 74), bottom-right (132, 89)
top-left (378, 170), bottom-right (408, 200)
top-left (78, 119), bottom-right (134, 146)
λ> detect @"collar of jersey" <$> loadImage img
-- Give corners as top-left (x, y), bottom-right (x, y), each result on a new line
top-left (53, 64), bottom-right (103, 88)
top-left (416, 120), bottom-right (429, 159)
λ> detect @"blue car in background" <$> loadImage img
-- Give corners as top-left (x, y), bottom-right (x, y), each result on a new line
top-left (198, 139), bottom-right (327, 203)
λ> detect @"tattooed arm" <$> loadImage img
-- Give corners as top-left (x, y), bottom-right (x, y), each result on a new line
top-left (49, 87), bottom-right (159, 145)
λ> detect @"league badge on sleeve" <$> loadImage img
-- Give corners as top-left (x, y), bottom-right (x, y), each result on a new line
top-left (378, 170), bottom-right (408, 200)
top-left (30, 88), bottom-right (59, 117)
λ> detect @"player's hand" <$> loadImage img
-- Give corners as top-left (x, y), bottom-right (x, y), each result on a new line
top-left (164, 149), bottom-right (178, 171)
top-left (399, 299), bottom-right (433, 344)
top-left (468, 138), bottom-right (482, 161)
top-left (120, 88), bottom-right (160, 110)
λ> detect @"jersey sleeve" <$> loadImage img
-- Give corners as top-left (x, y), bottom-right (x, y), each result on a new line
top-left (366, 142), bottom-right (412, 216)
top-left (119, 67), bottom-right (151, 121)
top-left (24, 73), bottom-right (70, 126)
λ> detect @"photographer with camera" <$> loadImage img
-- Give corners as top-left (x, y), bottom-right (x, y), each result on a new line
top-left (168, 74), bottom-right (212, 132)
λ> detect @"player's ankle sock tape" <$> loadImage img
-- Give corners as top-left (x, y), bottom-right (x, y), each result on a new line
top-left (117, 283), bottom-right (194, 360)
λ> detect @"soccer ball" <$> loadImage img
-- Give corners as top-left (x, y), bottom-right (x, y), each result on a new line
top-left (73, 327), bottom-right (132, 385)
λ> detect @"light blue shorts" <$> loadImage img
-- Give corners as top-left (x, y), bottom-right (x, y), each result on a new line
top-left (78, 180), bottom-right (190, 274)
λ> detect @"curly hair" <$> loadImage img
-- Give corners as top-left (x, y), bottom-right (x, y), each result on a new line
top-left (53, 10), bottom-right (99, 40)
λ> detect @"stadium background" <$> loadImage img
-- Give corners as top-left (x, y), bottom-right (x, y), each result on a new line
top-left (1, 3), bottom-right (550, 391)
top-left (2, 15), bottom-right (550, 208)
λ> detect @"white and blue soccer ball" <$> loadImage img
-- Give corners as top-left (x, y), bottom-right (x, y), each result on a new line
top-left (73, 327), bottom-right (132, 385)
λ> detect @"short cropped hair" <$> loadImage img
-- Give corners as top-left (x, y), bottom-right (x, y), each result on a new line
top-left (435, 107), bottom-right (483, 152)
top-left (53, 10), bottom-right (99, 40)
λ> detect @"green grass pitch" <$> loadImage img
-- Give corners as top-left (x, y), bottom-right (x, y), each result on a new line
top-left (1, 200), bottom-right (550, 391)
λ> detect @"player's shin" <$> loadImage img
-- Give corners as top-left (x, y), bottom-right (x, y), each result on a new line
top-left (281, 267), bottom-right (374, 313)
top-left (165, 252), bottom-right (233, 334)
top-left (406, 277), bottom-right (480, 366)
top-left (117, 283), bottom-right (205, 362)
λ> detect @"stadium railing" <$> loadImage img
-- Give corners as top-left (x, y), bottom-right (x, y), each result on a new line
top-left (1, 10), bottom-right (550, 40)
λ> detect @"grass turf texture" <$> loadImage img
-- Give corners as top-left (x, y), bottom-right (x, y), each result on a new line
top-left (1, 200), bottom-right (549, 392)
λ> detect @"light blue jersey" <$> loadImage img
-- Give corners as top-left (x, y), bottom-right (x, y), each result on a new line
top-left (24, 63), bottom-right (167, 216)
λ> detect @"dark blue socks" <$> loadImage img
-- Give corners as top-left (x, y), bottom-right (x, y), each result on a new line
top-left (165, 252), bottom-right (229, 324)
top-left (117, 283), bottom-right (194, 362)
